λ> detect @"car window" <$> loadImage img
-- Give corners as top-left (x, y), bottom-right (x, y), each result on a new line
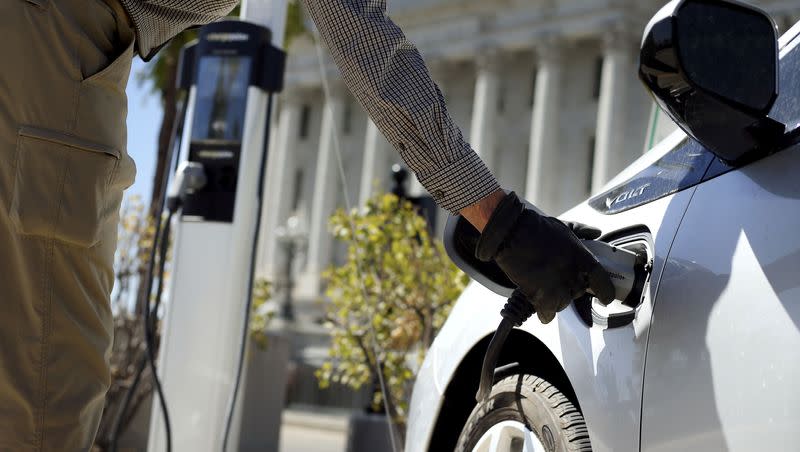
top-left (769, 36), bottom-right (800, 131)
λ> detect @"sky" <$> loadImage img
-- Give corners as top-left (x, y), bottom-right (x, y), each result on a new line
top-left (125, 57), bottom-right (161, 205)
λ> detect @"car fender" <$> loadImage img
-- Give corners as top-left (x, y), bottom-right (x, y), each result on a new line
top-left (407, 194), bottom-right (691, 451)
top-left (407, 274), bottom-right (655, 452)
top-left (406, 281), bottom-right (594, 451)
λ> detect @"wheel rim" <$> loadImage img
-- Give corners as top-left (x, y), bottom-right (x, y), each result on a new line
top-left (471, 420), bottom-right (546, 452)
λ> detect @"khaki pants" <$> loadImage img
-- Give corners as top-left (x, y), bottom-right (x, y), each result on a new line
top-left (0, 0), bottom-right (136, 449)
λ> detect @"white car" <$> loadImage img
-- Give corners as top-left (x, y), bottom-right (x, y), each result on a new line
top-left (406, 2), bottom-right (800, 451)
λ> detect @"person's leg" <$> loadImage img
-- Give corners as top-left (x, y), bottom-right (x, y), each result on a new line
top-left (0, 0), bottom-right (136, 449)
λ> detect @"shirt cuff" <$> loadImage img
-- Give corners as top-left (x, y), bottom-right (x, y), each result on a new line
top-left (416, 151), bottom-right (501, 214)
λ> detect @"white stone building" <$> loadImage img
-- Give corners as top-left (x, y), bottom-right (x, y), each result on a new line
top-left (256, 0), bottom-right (800, 342)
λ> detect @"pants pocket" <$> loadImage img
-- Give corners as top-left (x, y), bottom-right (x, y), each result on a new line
top-left (10, 126), bottom-right (121, 248)
top-left (80, 26), bottom-right (135, 85)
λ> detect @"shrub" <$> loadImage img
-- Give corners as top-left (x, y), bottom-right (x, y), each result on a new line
top-left (316, 193), bottom-right (469, 425)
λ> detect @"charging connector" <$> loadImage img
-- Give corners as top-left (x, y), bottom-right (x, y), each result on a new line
top-left (166, 161), bottom-right (207, 213)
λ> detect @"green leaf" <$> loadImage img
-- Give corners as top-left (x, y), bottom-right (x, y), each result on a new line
top-left (315, 192), bottom-right (468, 425)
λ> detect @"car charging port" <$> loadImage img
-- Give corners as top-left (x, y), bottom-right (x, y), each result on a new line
top-left (575, 236), bottom-right (653, 328)
top-left (476, 239), bottom-right (652, 402)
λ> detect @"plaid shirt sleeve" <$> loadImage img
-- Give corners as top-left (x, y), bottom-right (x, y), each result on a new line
top-left (302, 0), bottom-right (500, 213)
top-left (119, 0), bottom-right (239, 60)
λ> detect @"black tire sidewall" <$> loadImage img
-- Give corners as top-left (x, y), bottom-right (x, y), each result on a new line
top-left (456, 374), bottom-right (587, 452)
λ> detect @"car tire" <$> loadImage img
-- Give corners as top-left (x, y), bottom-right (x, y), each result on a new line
top-left (455, 373), bottom-right (591, 452)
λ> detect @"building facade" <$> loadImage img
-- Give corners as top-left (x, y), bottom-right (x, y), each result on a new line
top-left (254, 0), bottom-right (800, 406)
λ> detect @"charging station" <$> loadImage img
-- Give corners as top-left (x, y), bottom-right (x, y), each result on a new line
top-left (147, 18), bottom-right (285, 452)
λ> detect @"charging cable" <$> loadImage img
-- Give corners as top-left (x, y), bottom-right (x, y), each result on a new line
top-left (150, 161), bottom-right (207, 452)
top-left (109, 161), bottom-right (206, 452)
top-left (475, 290), bottom-right (535, 401)
top-left (108, 93), bottom-right (186, 452)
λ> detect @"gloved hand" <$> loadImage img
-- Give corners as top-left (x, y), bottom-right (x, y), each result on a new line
top-left (475, 192), bottom-right (614, 324)
top-left (562, 221), bottom-right (602, 240)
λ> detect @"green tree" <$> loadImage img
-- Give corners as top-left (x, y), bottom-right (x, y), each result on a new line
top-left (248, 278), bottom-right (274, 349)
top-left (93, 197), bottom-right (155, 451)
top-left (316, 194), bottom-right (469, 427)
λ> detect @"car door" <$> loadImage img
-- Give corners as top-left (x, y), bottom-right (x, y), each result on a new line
top-left (640, 30), bottom-right (800, 452)
top-left (551, 133), bottom-right (722, 452)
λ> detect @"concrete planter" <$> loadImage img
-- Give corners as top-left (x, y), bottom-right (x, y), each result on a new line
top-left (236, 331), bottom-right (291, 452)
top-left (345, 412), bottom-right (394, 452)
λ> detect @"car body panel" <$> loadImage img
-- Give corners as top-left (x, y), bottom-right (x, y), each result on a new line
top-left (640, 26), bottom-right (800, 452)
top-left (405, 130), bottom-right (673, 450)
top-left (407, 19), bottom-right (800, 452)
top-left (407, 129), bottom-right (699, 451)
top-left (641, 143), bottom-right (800, 452)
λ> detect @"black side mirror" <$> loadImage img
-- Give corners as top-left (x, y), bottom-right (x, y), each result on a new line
top-left (639, 0), bottom-right (784, 163)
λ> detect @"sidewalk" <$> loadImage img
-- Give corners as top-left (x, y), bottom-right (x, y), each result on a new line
top-left (279, 407), bottom-right (349, 452)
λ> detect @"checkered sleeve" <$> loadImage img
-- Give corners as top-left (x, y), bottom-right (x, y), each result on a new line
top-left (119, 0), bottom-right (239, 60)
top-left (301, 0), bottom-right (500, 213)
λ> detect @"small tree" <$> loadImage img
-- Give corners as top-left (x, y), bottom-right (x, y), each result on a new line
top-left (316, 193), bottom-right (469, 426)
top-left (93, 202), bottom-right (273, 450)
top-left (248, 278), bottom-right (274, 350)
top-left (93, 196), bottom-right (156, 451)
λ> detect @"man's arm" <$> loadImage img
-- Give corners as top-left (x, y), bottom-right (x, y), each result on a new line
top-left (302, 0), bottom-right (615, 322)
top-left (301, 0), bottom-right (501, 224)
top-left (118, 0), bottom-right (239, 60)
top-left (460, 190), bottom-right (505, 231)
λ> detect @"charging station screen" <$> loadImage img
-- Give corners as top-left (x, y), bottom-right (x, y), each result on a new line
top-left (192, 56), bottom-right (252, 142)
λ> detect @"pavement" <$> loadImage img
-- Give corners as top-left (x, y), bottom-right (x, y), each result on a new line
top-left (279, 408), bottom-right (349, 452)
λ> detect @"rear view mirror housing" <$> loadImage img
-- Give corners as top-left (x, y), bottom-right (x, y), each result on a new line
top-left (639, 0), bottom-right (784, 163)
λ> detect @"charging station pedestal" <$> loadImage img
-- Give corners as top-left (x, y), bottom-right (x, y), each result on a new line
top-left (147, 20), bottom-right (285, 452)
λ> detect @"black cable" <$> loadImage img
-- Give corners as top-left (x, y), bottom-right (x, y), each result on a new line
top-left (221, 93), bottom-right (275, 452)
top-left (109, 210), bottom-right (175, 452)
top-left (145, 210), bottom-right (176, 452)
top-left (109, 98), bottom-right (186, 452)
top-left (475, 290), bottom-right (535, 401)
top-left (170, 99), bottom-right (188, 175)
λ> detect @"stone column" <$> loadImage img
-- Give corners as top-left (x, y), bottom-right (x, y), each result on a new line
top-left (525, 39), bottom-right (563, 212)
top-left (302, 81), bottom-right (346, 296)
top-left (469, 49), bottom-right (502, 171)
top-left (592, 29), bottom-right (635, 193)
top-left (259, 88), bottom-right (303, 278)
top-left (358, 120), bottom-right (390, 205)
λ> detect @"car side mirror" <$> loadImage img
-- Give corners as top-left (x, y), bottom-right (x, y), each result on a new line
top-left (638, 0), bottom-right (784, 163)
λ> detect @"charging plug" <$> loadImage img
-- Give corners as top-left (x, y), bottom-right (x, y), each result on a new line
top-left (166, 161), bottom-right (207, 213)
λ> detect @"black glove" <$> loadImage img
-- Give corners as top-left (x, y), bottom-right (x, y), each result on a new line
top-left (562, 221), bottom-right (602, 240)
top-left (475, 192), bottom-right (614, 324)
